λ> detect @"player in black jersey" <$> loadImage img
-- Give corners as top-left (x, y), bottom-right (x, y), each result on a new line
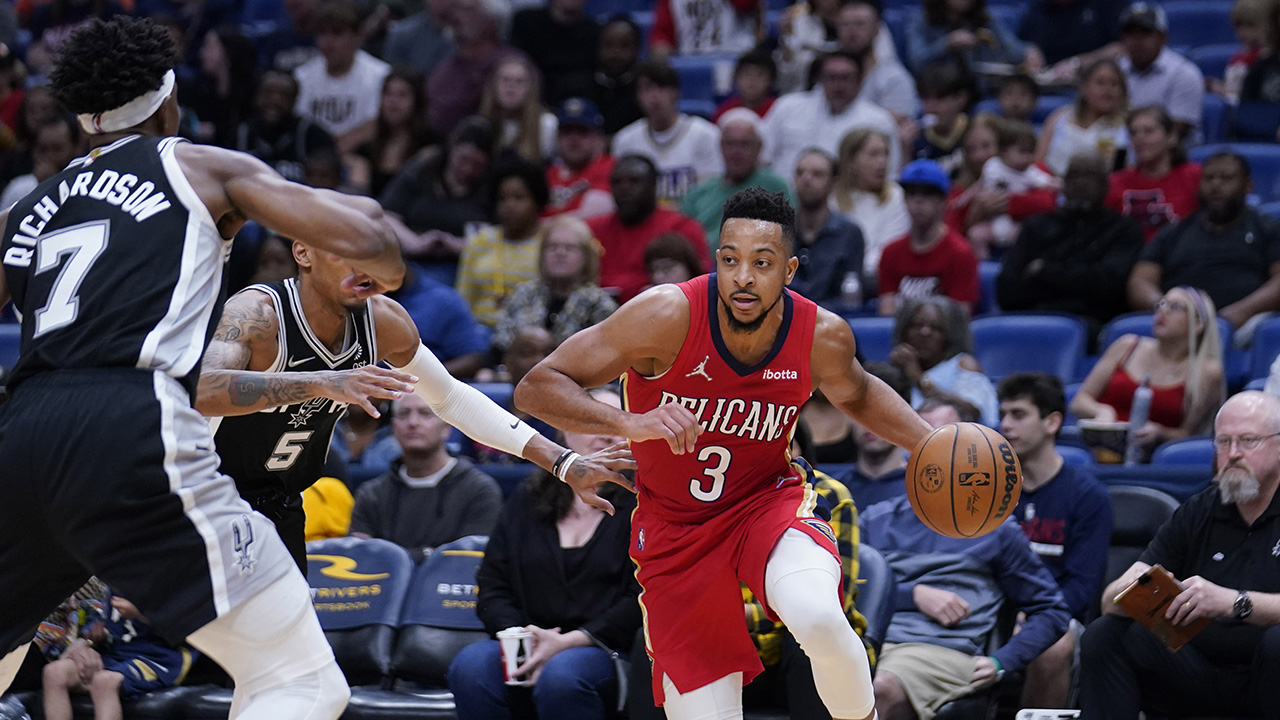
top-left (0, 17), bottom-right (403, 720)
top-left (197, 242), bottom-right (635, 572)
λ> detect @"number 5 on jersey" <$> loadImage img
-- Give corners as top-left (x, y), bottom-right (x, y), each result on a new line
top-left (266, 431), bottom-right (313, 471)
top-left (690, 445), bottom-right (731, 502)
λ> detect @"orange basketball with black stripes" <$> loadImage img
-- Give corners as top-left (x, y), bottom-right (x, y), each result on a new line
top-left (906, 422), bottom-right (1023, 539)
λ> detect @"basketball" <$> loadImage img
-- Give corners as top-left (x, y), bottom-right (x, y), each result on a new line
top-left (906, 422), bottom-right (1023, 539)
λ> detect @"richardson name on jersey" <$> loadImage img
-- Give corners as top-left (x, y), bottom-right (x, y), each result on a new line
top-left (658, 391), bottom-right (799, 442)
top-left (4, 169), bottom-right (172, 267)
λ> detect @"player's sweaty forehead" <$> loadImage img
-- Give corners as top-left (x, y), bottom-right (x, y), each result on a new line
top-left (719, 218), bottom-right (784, 254)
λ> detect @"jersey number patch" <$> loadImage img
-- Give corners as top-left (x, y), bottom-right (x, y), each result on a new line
top-left (33, 221), bottom-right (109, 337)
top-left (266, 431), bottom-right (314, 471)
top-left (689, 445), bottom-right (731, 502)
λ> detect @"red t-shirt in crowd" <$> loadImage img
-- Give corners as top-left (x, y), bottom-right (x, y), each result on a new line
top-left (545, 154), bottom-right (615, 217)
top-left (1105, 162), bottom-right (1202, 242)
top-left (944, 181), bottom-right (1058, 237)
top-left (589, 207), bottom-right (710, 302)
top-left (878, 227), bottom-right (980, 309)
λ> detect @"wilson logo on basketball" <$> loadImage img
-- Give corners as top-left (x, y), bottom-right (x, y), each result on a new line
top-left (993, 443), bottom-right (1019, 519)
top-left (921, 464), bottom-right (944, 493)
top-left (761, 369), bottom-right (797, 380)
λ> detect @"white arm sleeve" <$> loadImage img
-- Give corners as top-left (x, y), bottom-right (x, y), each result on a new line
top-left (394, 343), bottom-right (539, 461)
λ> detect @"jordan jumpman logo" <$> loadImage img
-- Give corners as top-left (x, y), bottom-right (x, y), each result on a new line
top-left (686, 355), bottom-right (713, 381)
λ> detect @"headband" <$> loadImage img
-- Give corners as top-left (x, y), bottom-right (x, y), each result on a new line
top-left (77, 69), bottom-right (175, 135)
top-left (1175, 285), bottom-right (1212, 323)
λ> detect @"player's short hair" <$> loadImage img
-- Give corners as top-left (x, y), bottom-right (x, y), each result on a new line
top-left (50, 16), bottom-right (177, 116)
top-left (720, 187), bottom-right (797, 256)
top-left (998, 372), bottom-right (1066, 423)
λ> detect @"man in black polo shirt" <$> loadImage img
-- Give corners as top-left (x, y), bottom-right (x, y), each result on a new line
top-left (1079, 390), bottom-right (1280, 719)
top-left (1128, 152), bottom-right (1280, 336)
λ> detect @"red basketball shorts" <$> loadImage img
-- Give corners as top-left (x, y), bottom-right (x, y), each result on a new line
top-left (630, 479), bottom-right (841, 705)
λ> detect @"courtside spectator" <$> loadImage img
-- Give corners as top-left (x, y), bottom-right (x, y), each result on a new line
top-left (836, 362), bottom-right (913, 508)
top-left (889, 295), bottom-right (999, 425)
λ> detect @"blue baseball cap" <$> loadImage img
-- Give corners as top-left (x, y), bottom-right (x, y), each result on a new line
top-left (899, 159), bottom-right (951, 195)
top-left (557, 97), bottom-right (603, 129)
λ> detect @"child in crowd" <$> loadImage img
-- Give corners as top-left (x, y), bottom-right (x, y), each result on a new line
top-left (911, 61), bottom-right (973, 176)
top-left (1210, 0), bottom-right (1271, 103)
top-left (997, 73), bottom-right (1039, 125)
top-left (969, 119), bottom-right (1060, 258)
top-left (713, 47), bottom-right (779, 121)
top-left (38, 580), bottom-right (197, 720)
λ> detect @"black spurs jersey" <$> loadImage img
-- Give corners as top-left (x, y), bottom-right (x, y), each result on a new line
top-left (1, 135), bottom-right (230, 395)
top-left (210, 278), bottom-right (378, 496)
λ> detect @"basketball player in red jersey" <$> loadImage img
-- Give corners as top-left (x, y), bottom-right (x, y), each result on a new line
top-left (516, 188), bottom-right (933, 720)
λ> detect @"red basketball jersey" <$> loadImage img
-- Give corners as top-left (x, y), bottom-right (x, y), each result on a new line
top-left (622, 274), bottom-right (818, 524)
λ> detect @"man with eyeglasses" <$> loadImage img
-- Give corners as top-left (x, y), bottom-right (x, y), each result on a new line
top-left (1079, 390), bottom-right (1280, 719)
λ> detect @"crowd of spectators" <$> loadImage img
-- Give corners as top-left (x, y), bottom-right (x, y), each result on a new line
top-left (4, 0), bottom-right (1280, 716)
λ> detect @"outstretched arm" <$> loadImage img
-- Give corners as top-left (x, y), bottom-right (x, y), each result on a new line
top-left (812, 308), bottom-right (932, 452)
top-left (195, 290), bottom-right (416, 417)
top-left (374, 298), bottom-right (636, 512)
top-left (514, 284), bottom-right (701, 454)
top-left (177, 144), bottom-right (405, 291)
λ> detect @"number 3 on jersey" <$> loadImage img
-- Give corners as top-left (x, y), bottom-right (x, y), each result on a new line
top-left (690, 445), bottom-right (731, 502)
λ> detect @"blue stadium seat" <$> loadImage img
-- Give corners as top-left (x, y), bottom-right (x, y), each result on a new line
top-left (1093, 464), bottom-right (1211, 502)
top-left (847, 316), bottom-right (896, 363)
top-left (476, 462), bottom-right (538, 498)
top-left (468, 382), bottom-right (514, 408)
top-left (1261, 201), bottom-right (1280, 219)
top-left (1188, 43), bottom-right (1239, 80)
top-left (1064, 381), bottom-right (1082, 427)
top-left (976, 260), bottom-right (1001, 316)
top-left (307, 537), bottom-right (415, 685)
top-left (1058, 444), bottom-right (1095, 467)
top-left (0, 324), bottom-right (19, 370)
top-left (1190, 143), bottom-right (1280, 203)
top-left (678, 98), bottom-right (718, 119)
top-left (1233, 102), bottom-right (1280, 142)
top-left (1162, 0), bottom-right (1237, 49)
top-left (671, 54), bottom-right (736, 103)
top-left (584, 0), bottom-right (648, 17)
top-left (1202, 93), bottom-right (1228, 143)
top-left (1151, 436), bottom-right (1215, 466)
top-left (1248, 315), bottom-right (1280, 380)
top-left (971, 94), bottom-right (1074, 127)
top-left (970, 313), bottom-right (1087, 381)
top-left (1098, 311), bottom-right (1243, 387)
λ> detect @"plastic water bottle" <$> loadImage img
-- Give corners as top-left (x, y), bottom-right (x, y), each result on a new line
top-left (840, 272), bottom-right (863, 310)
top-left (1125, 376), bottom-right (1153, 465)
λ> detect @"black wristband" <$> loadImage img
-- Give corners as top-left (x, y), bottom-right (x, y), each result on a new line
top-left (551, 448), bottom-right (574, 477)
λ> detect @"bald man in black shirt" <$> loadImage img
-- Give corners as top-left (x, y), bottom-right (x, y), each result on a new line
top-left (1080, 390), bottom-right (1280, 720)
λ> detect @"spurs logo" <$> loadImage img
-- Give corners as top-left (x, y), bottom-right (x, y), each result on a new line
top-left (685, 356), bottom-right (713, 381)
top-left (232, 515), bottom-right (256, 573)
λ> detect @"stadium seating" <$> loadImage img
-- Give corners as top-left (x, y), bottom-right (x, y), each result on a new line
top-left (1058, 444), bottom-right (1095, 467)
top-left (476, 462), bottom-right (538, 498)
top-left (1162, 0), bottom-right (1237, 49)
top-left (1093, 464), bottom-right (1211, 502)
top-left (1233, 102), bottom-right (1280, 142)
top-left (847, 316), bottom-right (895, 364)
top-left (1202, 93), bottom-right (1228, 143)
top-left (970, 313), bottom-right (1087, 382)
top-left (671, 54), bottom-right (736, 105)
top-left (1189, 143), bottom-right (1280, 203)
top-left (1151, 436), bottom-right (1215, 466)
top-left (1188, 43), bottom-right (1239, 81)
top-left (1097, 311), bottom-right (1244, 388)
top-left (1248, 315), bottom-right (1280, 381)
top-left (1102, 485), bottom-right (1181, 596)
top-left (972, 94), bottom-right (1074, 127)
top-left (344, 536), bottom-right (491, 720)
top-left (856, 544), bottom-right (898, 656)
top-left (1260, 201), bottom-right (1280, 220)
top-left (976, 260), bottom-right (1001, 316)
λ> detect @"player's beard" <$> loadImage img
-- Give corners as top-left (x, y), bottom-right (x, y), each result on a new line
top-left (1216, 462), bottom-right (1262, 505)
top-left (720, 293), bottom-right (781, 334)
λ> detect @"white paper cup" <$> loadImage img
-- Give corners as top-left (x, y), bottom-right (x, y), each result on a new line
top-left (497, 627), bottom-right (533, 685)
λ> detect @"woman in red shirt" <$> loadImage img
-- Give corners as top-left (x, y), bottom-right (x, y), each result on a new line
top-left (1105, 106), bottom-right (1202, 242)
top-left (945, 114), bottom-right (1056, 243)
top-left (1070, 287), bottom-right (1225, 453)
